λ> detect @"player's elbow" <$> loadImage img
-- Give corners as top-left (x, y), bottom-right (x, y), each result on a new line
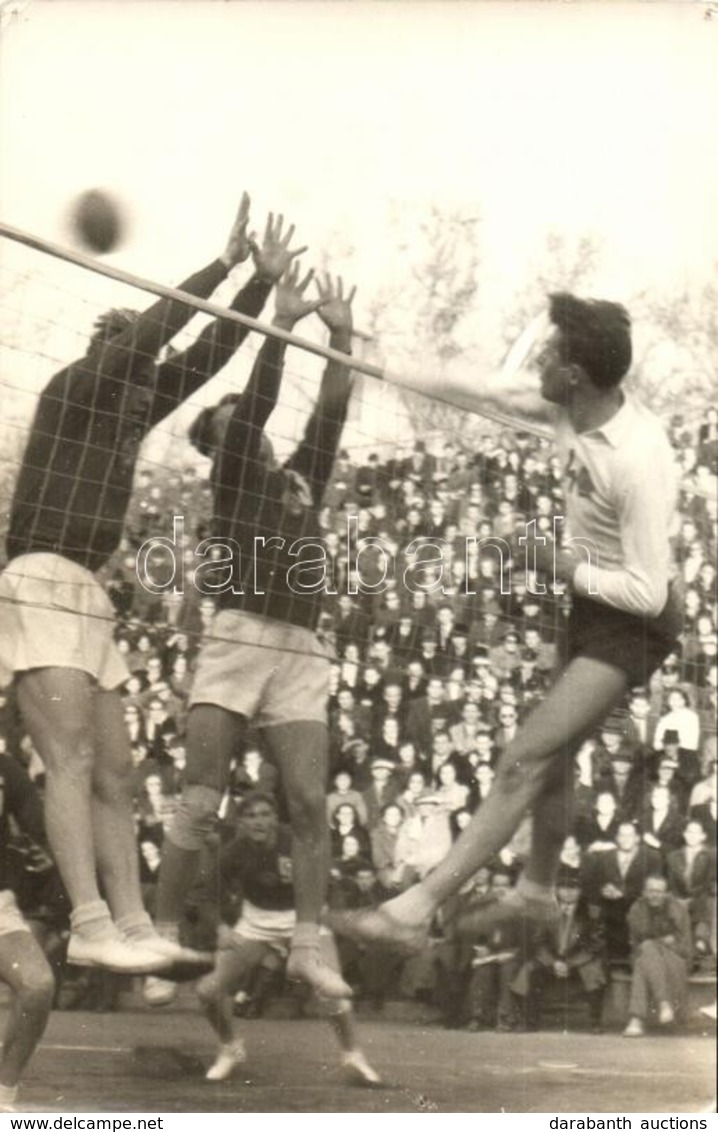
top-left (622, 576), bottom-right (667, 619)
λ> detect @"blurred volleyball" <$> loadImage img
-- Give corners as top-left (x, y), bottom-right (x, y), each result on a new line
top-left (70, 188), bottom-right (125, 254)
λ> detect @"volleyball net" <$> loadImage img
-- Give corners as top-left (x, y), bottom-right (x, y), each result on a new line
top-left (0, 222), bottom-right (714, 707)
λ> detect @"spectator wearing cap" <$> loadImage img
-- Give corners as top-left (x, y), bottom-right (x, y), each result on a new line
top-left (666, 819), bottom-right (717, 962)
top-left (340, 737), bottom-right (373, 791)
top-left (393, 790), bottom-right (453, 884)
top-left (595, 743), bottom-right (645, 826)
top-left (623, 876), bottom-right (692, 1038)
top-left (649, 752), bottom-right (688, 812)
top-left (362, 756), bottom-right (400, 828)
top-left (653, 688), bottom-right (702, 787)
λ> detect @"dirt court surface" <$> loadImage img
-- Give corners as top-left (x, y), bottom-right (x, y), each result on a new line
top-left (7, 1006), bottom-right (715, 1115)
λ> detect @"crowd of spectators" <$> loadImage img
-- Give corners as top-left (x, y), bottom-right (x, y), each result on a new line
top-left (2, 406), bottom-right (716, 1031)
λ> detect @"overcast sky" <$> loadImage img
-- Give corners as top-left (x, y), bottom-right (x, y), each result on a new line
top-left (2, 0), bottom-right (717, 291)
top-left (1, 0), bottom-right (716, 452)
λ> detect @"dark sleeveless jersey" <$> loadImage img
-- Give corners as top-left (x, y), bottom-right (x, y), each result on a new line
top-left (7, 264), bottom-right (271, 573)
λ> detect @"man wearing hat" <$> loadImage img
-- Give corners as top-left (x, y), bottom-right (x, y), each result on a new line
top-left (489, 627), bottom-right (523, 681)
top-left (362, 757), bottom-right (400, 829)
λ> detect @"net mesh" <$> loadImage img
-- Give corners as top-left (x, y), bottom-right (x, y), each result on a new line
top-left (0, 227), bottom-right (715, 756)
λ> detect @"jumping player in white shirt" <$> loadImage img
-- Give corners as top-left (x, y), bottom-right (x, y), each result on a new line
top-left (329, 292), bottom-right (681, 950)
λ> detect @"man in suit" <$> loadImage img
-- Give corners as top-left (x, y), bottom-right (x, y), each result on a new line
top-left (582, 822), bottom-right (663, 961)
top-left (623, 876), bottom-right (692, 1036)
top-left (520, 870), bottom-right (608, 1033)
top-left (666, 819), bottom-right (716, 961)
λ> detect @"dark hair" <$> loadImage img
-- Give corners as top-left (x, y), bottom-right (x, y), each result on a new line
top-left (188, 393), bottom-right (242, 457)
top-left (91, 307), bottom-right (141, 344)
top-left (549, 292), bottom-right (632, 389)
top-left (236, 790), bottom-right (278, 817)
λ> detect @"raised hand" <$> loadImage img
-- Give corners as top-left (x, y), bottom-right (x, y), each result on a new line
top-left (251, 212), bottom-right (308, 283)
top-left (315, 273), bottom-right (356, 336)
top-left (273, 263), bottom-right (325, 330)
top-left (220, 192), bottom-right (253, 269)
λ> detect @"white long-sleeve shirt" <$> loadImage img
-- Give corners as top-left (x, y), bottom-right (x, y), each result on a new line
top-left (554, 395), bottom-right (678, 617)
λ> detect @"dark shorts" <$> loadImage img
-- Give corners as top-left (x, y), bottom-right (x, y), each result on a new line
top-left (567, 584), bottom-right (681, 687)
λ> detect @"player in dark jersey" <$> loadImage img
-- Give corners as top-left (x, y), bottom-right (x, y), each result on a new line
top-left (0, 754), bottom-right (55, 1112)
top-left (196, 791), bottom-right (379, 1086)
top-left (152, 268), bottom-right (357, 1000)
top-left (327, 292), bottom-right (681, 952)
top-left (0, 199), bottom-right (305, 974)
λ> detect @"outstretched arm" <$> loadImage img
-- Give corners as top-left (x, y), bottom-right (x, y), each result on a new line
top-left (97, 194), bottom-right (255, 378)
top-left (216, 259), bottom-right (325, 485)
top-left (388, 307), bottom-right (554, 431)
top-left (151, 210), bottom-right (308, 421)
top-left (286, 274), bottom-right (356, 503)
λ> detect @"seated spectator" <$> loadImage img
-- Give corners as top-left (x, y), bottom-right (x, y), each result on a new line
top-left (649, 752), bottom-right (689, 812)
top-left (340, 737), bottom-right (373, 791)
top-left (435, 761), bottom-right (471, 813)
top-left (666, 819), bottom-right (717, 964)
top-left (326, 770), bottom-right (368, 828)
top-left (623, 876), bottom-right (692, 1037)
top-left (393, 791), bottom-right (452, 884)
top-left (396, 771), bottom-right (429, 820)
top-left (330, 803), bottom-right (371, 861)
top-left (458, 870), bottom-right (528, 1032)
top-left (583, 821), bottom-right (664, 962)
top-left (136, 772), bottom-right (177, 840)
top-left (639, 785), bottom-right (685, 858)
top-left (653, 688), bottom-right (702, 787)
top-left (370, 803), bottom-right (407, 896)
top-left (576, 791), bottom-right (621, 853)
top-left (230, 746), bottom-right (279, 800)
top-left (521, 870), bottom-right (607, 1034)
top-left (689, 756), bottom-right (717, 810)
top-left (362, 757), bottom-right (400, 827)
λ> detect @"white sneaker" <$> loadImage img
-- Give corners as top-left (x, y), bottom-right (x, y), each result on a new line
top-left (341, 1050), bottom-right (382, 1086)
top-left (623, 1017), bottom-right (645, 1038)
top-left (205, 1040), bottom-right (247, 1082)
top-left (700, 1001), bottom-right (717, 1022)
top-left (658, 1001), bottom-right (675, 1025)
top-left (143, 976), bottom-right (178, 1007)
top-left (67, 931), bottom-right (167, 974)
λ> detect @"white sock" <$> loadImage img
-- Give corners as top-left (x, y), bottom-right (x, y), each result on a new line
top-left (70, 900), bottom-right (115, 939)
top-left (0, 1084), bottom-right (18, 1105)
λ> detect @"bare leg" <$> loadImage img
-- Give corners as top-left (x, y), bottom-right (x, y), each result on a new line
top-left (329, 658), bottom-right (627, 946)
top-left (92, 689), bottom-right (146, 922)
top-left (523, 754), bottom-right (580, 889)
top-left (263, 721), bottom-right (350, 998)
top-left (197, 942), bottom-right (264, 1045)
top-left (0, 932), bottom-right (54, 1089)
top-left (155, 704), bottom-right (245, 931)
top-left (16, 669), bottom-right (102, 909)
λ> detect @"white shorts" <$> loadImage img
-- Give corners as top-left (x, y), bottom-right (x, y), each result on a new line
top-left (0, 553), bottom-right (128, 691)
top-left (230, 900), bottom-right (296, 949)
top-left (227, 901), bottom-right (336, 961)
top-left (0, 890), bottom-right (31, 938)
top-left (189, 609), bottom-right (332, 728)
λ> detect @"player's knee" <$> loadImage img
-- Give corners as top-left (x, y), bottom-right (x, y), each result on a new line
top-left (286, 784), bottom-right (325, 835)
top-left (196, 973), bottom-right (221, 1005)
top-left (18, 964), bottom-right (55, 1012)
top-left (168, 784), bottom-right (222, 851)
top-left (93, 756), bottom-right (134, 803)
